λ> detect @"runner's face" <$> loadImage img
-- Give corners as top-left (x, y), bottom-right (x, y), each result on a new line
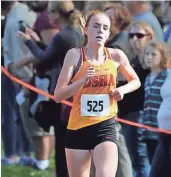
top-left (85, 14), bottom-right (111, 46)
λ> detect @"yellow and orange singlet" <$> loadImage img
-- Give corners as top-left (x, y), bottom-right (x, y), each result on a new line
top-left (67, 48), bottom-right (118, 130)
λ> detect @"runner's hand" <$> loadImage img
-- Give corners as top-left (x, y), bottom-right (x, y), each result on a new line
top-left (110, 88), bottom-right (124, 101)
top-left (82, 66), bottom-right (95, 82)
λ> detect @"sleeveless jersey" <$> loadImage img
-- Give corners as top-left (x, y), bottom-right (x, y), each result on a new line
top-left (67, 47), bottom-right (118, 130)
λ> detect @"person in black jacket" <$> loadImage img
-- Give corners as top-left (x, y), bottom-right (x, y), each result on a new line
top-left (14, 1), bottom-right (84, 176)
top-left (117, 21), bottom-right (154, 177)
top-left (105, 4), bottom-right (134, 177)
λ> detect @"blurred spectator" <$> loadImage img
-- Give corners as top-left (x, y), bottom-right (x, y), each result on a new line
top-left (9, 1), bottom-right (60, 171)
top-left (26, 1), bottom-right (48, 13)
top-left (27, 1), bottom-right (60, 45)
top-left (168, 35), bottom-right (171, 56)
top-left (164, 22), bottom-right (171, 43)
top-left (105, 4), bottom-right (133, 177)
top-left (2, 1), bottom-right (36, 70)
top-left (161, 1), bottom-right (171, 43)
top-left (142, 41), bottom-right (170, 164)
top-left (160, 0), bottom-right (171, 55)
top-left (118, 21), bottom-right (156, 177)
top-left (161, 0), bottom-right (171, 23)
top-left (124, 1), bottom-right (164, 41)
top-left (84, 1), bottom-right (107, 14)
top-left (1, 15), bottom-right (6, 39)
top-left (150, 1), bottom-right (162, 18)
top-left (73, 1), bottom-right (85, 11)
top-left (142, 41), bottom-right (171, 177)
top-left (83, 1), bottom-right (114, 17)
top-left (1, 15), bottom-right (6, 67)
top-left (16, 1), bottom-right (84, 176)
top-left (18, 2), bottom-right (83, 93)
top-left (119, 21), bottom-right (154, 123)
top-left (1, 1), bottom-right (36, 165)
top-left (105, 3), bottom-right (133, 60)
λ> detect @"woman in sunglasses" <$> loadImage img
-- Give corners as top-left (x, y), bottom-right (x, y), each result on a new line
top-left (117, 21), bottom-right (155, 177)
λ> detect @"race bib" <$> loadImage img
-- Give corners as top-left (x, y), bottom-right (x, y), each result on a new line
top-left (81, 94), bottom-right (110, 117)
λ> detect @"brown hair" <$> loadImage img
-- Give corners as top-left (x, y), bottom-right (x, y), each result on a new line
top-left (143, 41), bottom-right (171, 69)
top-left (104, 4), bottom-right (132, 33)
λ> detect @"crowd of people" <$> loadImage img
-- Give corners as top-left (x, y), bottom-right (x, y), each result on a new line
top-left (1, 1), bottom-right (171, 177)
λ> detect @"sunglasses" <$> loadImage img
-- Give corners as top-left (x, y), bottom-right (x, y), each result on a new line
top-left (129, 33), bottom-right (149, 39)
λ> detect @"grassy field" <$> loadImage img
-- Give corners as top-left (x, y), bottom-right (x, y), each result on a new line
top-left (1, 153), bottom-right (55, 177)
top-left (1, 165), bottom-right (54, 177)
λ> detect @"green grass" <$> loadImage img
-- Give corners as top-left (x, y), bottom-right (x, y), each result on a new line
top-left (1, 165), bottom-right (54, 177)
top-left (1, 151), bottom-right (55, 177)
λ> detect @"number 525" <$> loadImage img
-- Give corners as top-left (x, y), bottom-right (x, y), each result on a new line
top-left (87, 101), bottom-right (103, 112)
